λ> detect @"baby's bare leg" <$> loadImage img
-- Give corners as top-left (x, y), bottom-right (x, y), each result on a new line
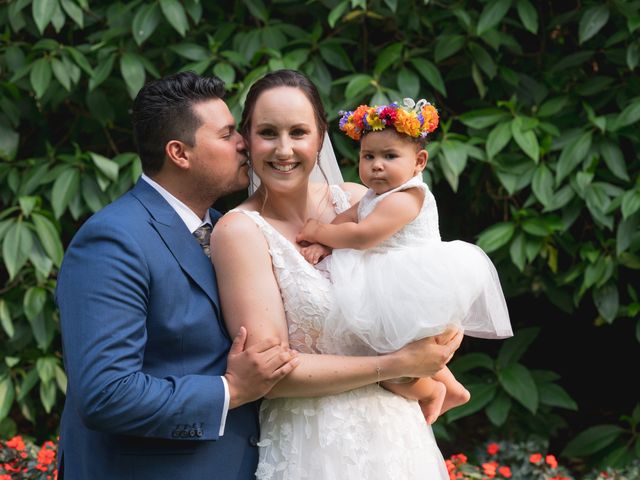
top-left (433, 366), bottom-right (470, 414)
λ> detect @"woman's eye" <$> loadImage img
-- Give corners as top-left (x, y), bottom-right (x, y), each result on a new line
top-left (291, 128), bottom-right (307, 137)
top-left (258, 129), bottom-right (276, 137)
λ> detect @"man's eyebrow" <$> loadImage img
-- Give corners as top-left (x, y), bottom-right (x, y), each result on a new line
top-left (217, 124), bottom-right (235, 134)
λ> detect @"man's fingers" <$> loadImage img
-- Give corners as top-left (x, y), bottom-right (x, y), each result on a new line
top-left (229, 326), bottom-right (247, 355)
top-left (271, 356), bottom-right (301, 379)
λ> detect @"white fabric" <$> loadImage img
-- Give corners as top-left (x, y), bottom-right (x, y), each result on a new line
top-left (320, 174), bottom-right (513, 355)
top-left (228, 185), bottom-right (448, 480)
top-left (248, 132), bottom-right (344, 195)
top-left (140, 174), bottom-right (229, 435)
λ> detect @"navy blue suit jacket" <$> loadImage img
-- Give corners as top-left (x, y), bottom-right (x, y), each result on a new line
top-left (56, 180), bottom-right (259, 479)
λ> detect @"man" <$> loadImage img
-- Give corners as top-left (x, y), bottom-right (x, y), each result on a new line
top-left (56, 72), bottom-right (298, 479)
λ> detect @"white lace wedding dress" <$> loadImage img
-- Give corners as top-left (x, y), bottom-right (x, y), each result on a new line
top-left (229, 185), bottom-right (449, 480)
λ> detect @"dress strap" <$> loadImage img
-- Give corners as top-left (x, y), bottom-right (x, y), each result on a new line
top-left (329, 185), bottom-right (352, 214)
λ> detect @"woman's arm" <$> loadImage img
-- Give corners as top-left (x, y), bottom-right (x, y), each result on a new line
top-left (297, 188), bottom-right (422, 250)
top-left (212, 212), bottom-right (463, 399)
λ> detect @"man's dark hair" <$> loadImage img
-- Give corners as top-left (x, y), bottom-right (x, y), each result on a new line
top-left (132, 71), bottom-right (226, 175)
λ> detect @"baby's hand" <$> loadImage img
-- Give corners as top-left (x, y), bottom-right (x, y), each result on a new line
top-left (300, 243), bottom-right (332, 265)
top-left (296, 218), bottom-right (322, 244)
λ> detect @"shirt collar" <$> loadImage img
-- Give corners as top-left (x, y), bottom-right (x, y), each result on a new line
top-left (141, 174), bottom-right (212, 233)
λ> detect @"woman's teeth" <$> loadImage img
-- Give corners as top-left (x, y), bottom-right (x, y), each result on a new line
top-left (271, 163), bottom-right (298, 172)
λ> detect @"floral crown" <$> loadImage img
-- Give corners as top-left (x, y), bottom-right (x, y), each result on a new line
top-left (338, 98), bottom-right (439, 141)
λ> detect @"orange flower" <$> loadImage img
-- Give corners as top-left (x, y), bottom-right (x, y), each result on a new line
top-left (498, 465), bottom-right (512, 478)
top-left (421, 103), bottom-right (440, 133)
top-left (546, 454), bottom-right (558, 469)
top-left (529, 453), bottom-right (543, 464)
top-left (0, 475), bottom-right (12, 480)
top-left (482, 460), bottom-right (498, 478)
top-left (487, 442), bottom-right (500, 455)
top-left (395, 109), bottom-right (421, 137)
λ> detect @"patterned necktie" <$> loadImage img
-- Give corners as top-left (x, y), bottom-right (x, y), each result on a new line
top-left (193, 223), bottom-right (213, 258)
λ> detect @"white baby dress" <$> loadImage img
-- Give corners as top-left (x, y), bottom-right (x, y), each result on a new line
top-left (320, 174), bottom-right (513, 354)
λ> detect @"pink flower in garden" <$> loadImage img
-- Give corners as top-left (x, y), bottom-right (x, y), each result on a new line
top-left (487, 442), bottom-right (500, 455)
top-left (529, 452), bottom-right (543, 464)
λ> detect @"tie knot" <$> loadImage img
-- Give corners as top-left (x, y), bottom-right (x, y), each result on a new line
top-left (193, 223), bottom-right (213, 258)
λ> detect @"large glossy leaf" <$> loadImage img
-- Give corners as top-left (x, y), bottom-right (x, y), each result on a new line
top-left (450, 352), bottom-right (495, 374)
top-left (2, 220), bottom-right (33, 280)
top-left (476, 222), bottom-right (515, 253)
top-left (498, 363), bottom-right (538, 413)
top-left (0, 124), bottom-right (19, 161)
top-left (579, 5), bottom-right (610, 44)
top-left (496, 326), bottom-right (539, 368)
top-left (532, 163), bottom-right (554, 207)
top-left (516, 0), bottom-right (537, 33)
top-left (30, 58), bottom-right (52, 98)
top-left (556, 131), bottom-right (593, 185)
top-left (120, 52), bottom-right (146, 99)
top-left (51, 167), bottom-right (80, 218)
top-left (23, 287), bottom-right (47, 321)
top-left (410, 58), bottom-right (446, 96)
top-left (60, 0), bottom-right (83, 28)
top-left (593, 283), bottom-right (619, 323)
top-left (486, 391), bottom-right (512, 426)
top-left (511, 116), bottom-right (539, 162)
top-left (538, 383), bottom-right (578, 410)
top-left (458, 109), bottom-right (509, 129)
top-left (0, 376), bottom-right (15, 421)
top-left (486, 121), bottom-right (512, 158)
top-left (396, 68), bottom-right (419, 99)
top-left (132, 3), bottom-right (161, 46)
top-left (477, 0), bottom-right (511, 35)
top-left (445, 383), bottom-right (497, 421)
top-left (32, 0), bottom-right (56, 34)
top-left (434, 35), bottom-right (465, 63)
top-left (0, 299), bottom-right (13, 338)
top-left (599, 140), bottom-right (629, 181)
top-left (159, 0), bottom-right (189, 36)
top-left (562, 425), bottom-right (624, 456)
top-left (373, 42), bottom-right (403, 77)
top-left (345, 74), bottom-right (374, 99)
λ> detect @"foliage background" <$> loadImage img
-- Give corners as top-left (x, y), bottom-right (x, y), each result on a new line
top-left (1, 0), bottom-right (639, 474)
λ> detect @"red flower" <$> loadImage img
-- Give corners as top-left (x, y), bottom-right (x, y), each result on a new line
top-left (482, 460), bottom-right (498, 478)
top-left (546, 454), bottom-right (558, 469)
top-left (498, 465), bottom-right (512, 478)
top-left (529, 453), bottom-right (543, 464)
top-left (0, 475), bottom-right (12, 480)
top-left (6, 436), bottom-right (25, 451)
top-left (487, 442), bottom-right (500, 455)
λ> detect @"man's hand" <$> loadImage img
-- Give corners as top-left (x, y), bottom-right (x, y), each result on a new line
top-left (300, 243), bottom-right (332, 265)
top-left (392, 327), bottom-right (463, 378)
top-left (296, 218), bottom-right (323, 245)
top-left (225, 327), bottom-right (300, 409)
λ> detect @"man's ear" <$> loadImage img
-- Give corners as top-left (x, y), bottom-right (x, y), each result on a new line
top-left (415, 149), bottom-right (428, 172)
top-left (165, 140), bottom-right (190, 170)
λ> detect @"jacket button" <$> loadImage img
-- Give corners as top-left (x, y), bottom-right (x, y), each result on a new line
top-left (249, 435), bottom-right (259, 446)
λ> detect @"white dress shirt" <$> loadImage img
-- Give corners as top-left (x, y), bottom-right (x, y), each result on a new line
top-left (141, 174), bottom-right (230, 436)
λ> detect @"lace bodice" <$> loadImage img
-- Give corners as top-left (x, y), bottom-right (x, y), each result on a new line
top-left (358, 175), bottom-right (441, 251)
top-left (228, 185), bottom-right (352, 354)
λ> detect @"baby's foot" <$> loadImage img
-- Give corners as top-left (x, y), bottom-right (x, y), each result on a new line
top-left (419, 381), bottom-right (446, 425)
top-left (440, 385), bottom-right (471, 415)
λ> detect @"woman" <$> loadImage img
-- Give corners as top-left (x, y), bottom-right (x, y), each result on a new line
top-left (211, 70), bottom-right (460, 479)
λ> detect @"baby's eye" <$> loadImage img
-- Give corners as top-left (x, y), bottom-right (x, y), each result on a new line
top-left (385, 153), bottom-right (398, 159)
top-left (362, 153), bottom-right (374, 160)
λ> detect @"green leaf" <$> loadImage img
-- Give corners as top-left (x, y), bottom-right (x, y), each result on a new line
top-left (486, 391), bottom-right (512, 426)
top-left (538, 383), bottom-right (578, 410)
top-left (498, 363), bottom-right (538, 413)
top-left (511, 117), bottom-right (539, 162)
top-left (538, 96), bottom-right (569, 117)
top-left (0, 376), bottom-right (15, 421)
top-left (159, 0), bottom-right (189, 36)
top-left (556, 131), bottom-right (593, 184)
top-left (90, 152), bottom-right (120, 181)
top-left (32, 0), bottom-right (57, 34)
top-left (477, 0), bottom-right (512, 36)
top-left (374, 42), bottom-right (403, 77)
top-left (29, 240), bottom-right (53, 278)
top-left (486, 121), bottom-right (512, 159)
top-left (30, 58), bottom-right (52, 99)
top-left (617, 213), bottom-right (639, 256)
top-left (579, 5), bottom-right (610, 44)
top-left (88, 53), bottom-right (115, 92)
top-left (2, 220), bottom-right (33, 280)
top-left (319, 43), bottom-right (354, 71)
top-left (51, 57), bottom-right (71, 91)
top-left (562, 425), bottom-right (624, 456)
top-left (396, 68), bottom-right (419, 100)
top-left (51, 167), bottom-right (80, 218)
top-left (532, 163), bottom-right (554, 207)
top-left (621, 190), bottom-right (640, 219)
top-left (132, 3), bottom-right (161, 46)
top-left (450, 352), bottom-right (495, 373)
top-left (410, 58), bottom-right (446, 97)
top-left (0, 124), bottom-right (19, 161)
top-left (345, 74), bottom-right (374, 99)
top-left (60, 0), bottom-right (83, 28)
top-left (40, 380), bottom-right (57, 414)
top-left (599, 140), bottom-right (629, 181)
top-left (0, 300), bottom-right (13, 338)
top-left (627, 42), bottom-right (639, 71)
top-left (383, 0), bottom-right (397, 12)
top-left (65, 46), bottom-right (93, 76)
top-left (497, 327), bottom-right (539, 368)
top-left (439, 140), bottom-right (468, 191)
top-left (17, 369), bottom-right (39, 402)
top-left (23, 287), bottom-right (47, 321)
top-left (120, 52), bottom-right (146, 99)
top-left (36, 357), bottom-right (56, 384)
top-left (446, 383), bottom-right (497, 421)
top-left (328, 0), bottom-right (349, 28)
top-left (476, 222), bottom-right (515, 253)
top-left (458, 109), bottom-right (509, 129)
top-left (169, 43), bottom-right (209, 61)
top-left (434, 35), bottom-right (465, 63)
top-left (243, 0), bottom-right (268, 22)
top-left (469, 42), bottom-right (497, 78)
top-left (610, 98), bottom-right (640, 131)
top-left (593, 283), bottom-right (619, 323)
top-left (509, 232), bottom-right (526, 271)
top-left (29, 312), bottom-right (54, 351)
top-left (55, 365), bottom-right (67, 393)
top-left (516, 0), bottom-right (537, 33)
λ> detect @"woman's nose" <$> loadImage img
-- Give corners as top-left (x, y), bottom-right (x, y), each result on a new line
top-left (275, 136), bottom-right (293, 157)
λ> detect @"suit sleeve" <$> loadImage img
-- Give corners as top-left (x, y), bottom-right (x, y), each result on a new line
top-left (56, 219), bottom-right (226, 440)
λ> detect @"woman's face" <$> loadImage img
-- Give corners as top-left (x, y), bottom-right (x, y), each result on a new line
top-left (247, 86), bottom-right (322, 192)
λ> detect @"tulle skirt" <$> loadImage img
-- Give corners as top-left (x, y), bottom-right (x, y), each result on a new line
top-left (321, 240), bottom-right (512, 353)
top-left (256, 384), bottom-right (449, 479)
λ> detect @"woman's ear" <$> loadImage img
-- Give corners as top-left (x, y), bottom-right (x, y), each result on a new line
top-left (165, 140), bottom-right (190, 170)
top-left (415, 149), bottom-right (428, 173)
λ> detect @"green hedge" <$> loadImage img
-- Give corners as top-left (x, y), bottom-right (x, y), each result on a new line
top-left (0, 0), bottom-right (638, 468)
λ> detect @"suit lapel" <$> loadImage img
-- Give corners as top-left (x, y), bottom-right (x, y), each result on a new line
top-left (130, 180), bottom-right (221, 311)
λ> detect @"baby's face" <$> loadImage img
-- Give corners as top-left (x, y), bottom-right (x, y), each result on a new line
top-left (359, 129), bottom-right (426, 195)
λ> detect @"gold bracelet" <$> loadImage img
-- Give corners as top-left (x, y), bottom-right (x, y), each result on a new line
top-left (376, 366), bottom-right (381, 386)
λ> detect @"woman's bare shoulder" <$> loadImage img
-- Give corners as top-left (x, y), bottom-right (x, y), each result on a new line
top-left (211, 208), bottom-right (261, 243)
